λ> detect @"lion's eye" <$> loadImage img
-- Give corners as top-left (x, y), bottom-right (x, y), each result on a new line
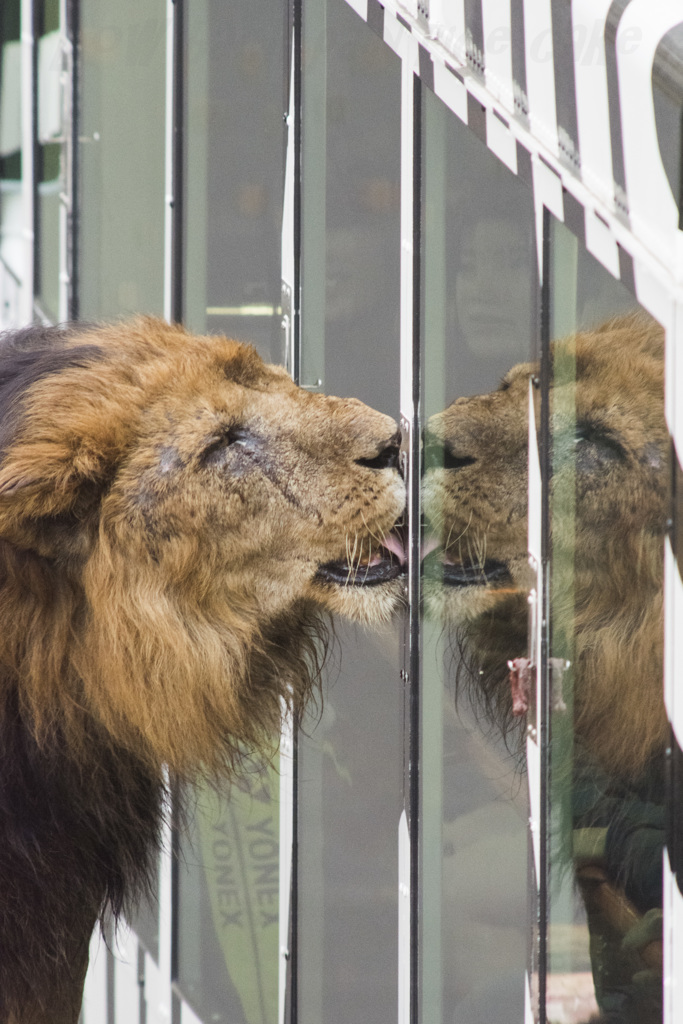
top-left (573, 423), bottom-right (625, 469)
top-left (201, 427), bottom-right (254, 466)
top-left (227, 427), bottom-right (252, 447)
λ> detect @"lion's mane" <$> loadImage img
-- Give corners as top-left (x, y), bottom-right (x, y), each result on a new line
top-left (431, 314), bottom-right (670, 785)
top-left (0, 321), bottom-right (338, 1021)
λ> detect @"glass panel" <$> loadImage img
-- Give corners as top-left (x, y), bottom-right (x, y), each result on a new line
top-left (547, 217), bottom-right (666, 1024)
top-left (182, 0), bottom-right (286, 362)
top-left (297, 2), bottom-right (401, 1021)
top-left (78, 0), bottom-right (165, 318)
top-left (36, 143), bottom-right (60, 321)
top-left (420, 86), bottom-right (536, 1022)
top-left (177, 767), bottom-right (280, 1024)
top-left (300, 0), bottom-right (400, 411)
top-left (174, 3), bottom-right (286, 1018)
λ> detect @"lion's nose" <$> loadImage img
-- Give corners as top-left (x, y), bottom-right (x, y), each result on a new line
top-left (355, 432), bottom-right (401, 471)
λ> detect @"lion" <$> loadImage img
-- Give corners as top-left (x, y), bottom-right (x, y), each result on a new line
top-left (422, 313), bottom-right (669, 1022)
top-left (0, 318), bottom-right (406, 1024)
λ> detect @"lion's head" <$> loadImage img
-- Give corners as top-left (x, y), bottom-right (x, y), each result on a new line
top-left (0, 318), bottom-right (405, 777)
top-left (423, 313), bottom-right (669, 781)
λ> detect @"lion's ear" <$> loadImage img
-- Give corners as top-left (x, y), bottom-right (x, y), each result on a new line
top-left (0, 440), bottom-right (113, 552)
top-left (0, 330), bottom-right (116, 525)
top-left (0, 468), bottom-right (39, 497)
top-left (0, 439), bottom-right (111, 499)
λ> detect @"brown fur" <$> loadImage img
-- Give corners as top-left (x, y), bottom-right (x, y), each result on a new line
top-left (423, 313), bottom-right (669, 783)
top-left (0, 318), bottom-right (405, 1022)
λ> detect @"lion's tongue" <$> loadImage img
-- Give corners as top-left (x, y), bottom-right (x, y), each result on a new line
top-left (381, 533), bottom-right (407, 565)
top-left (421, 535), bottom-right (440, 559)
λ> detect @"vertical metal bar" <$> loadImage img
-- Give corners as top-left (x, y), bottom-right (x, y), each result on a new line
top-left (292, 0), bottom-right (302, 388)
top-left (31, 0), bottom-right (40, 304)
top-left (170, 780), bottom-right (181, 985)
top-left (153, 780), bottom-right (174, 1024)
top-left (164, 0), bottom-right (182, 1012)
top-left (409, 72), bottom-right (422, 1024)
top-left (538, 203), bottom-right (552, 1023)
top-left (288, 5), bottom-right (301, 1017)
top-left (106, 938), bottom-right (116, 1024)
top-left (170, 0), bottom-right (183, 325)
top-left (279, 28), bottom-right (298, 998)
top-left (298, 0), bottom-right (325, 390)
top-left (61, 0), bottom-right (76, 321)
top-left (20, 0), bottom-right (35, 323)
top-left (398, 32), bottom-right (419, 1024)
top-left (419, 88), bottom-right (444, 1024)
top-left (164, 0), bottom-right (183, 326)
top-left (67, 0), bottom-right (79, 319)
top-left (278, 716), bottom-right (296, 1024)
top-left (288, 722), bottom-right (299, 1024)
top-left (163, 0), bottom-right (175, 324)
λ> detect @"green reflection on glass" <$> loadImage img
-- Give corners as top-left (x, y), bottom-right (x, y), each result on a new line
top-left (197, 772), bottom-right (279, 1024)
top-left (177, 765), bottom-right (279, 1024)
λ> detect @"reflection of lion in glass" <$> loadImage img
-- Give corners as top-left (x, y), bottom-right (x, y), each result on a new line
top-left (0, 319), bottom-right (406, 1024)
top-left (423, 313), bottom-right (668, 1023)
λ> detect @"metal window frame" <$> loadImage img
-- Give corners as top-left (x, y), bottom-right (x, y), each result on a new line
top-left (537, 203), bottom-right (552, 1020)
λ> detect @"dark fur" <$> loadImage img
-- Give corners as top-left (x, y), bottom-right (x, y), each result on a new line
top-left (0, 687), bottom-right (160, 1019)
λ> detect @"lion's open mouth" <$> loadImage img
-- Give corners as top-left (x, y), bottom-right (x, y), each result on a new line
top-left (315, 528), bottom-right (406, 587)
top-left (421, 546), bottom-right (511, 588)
